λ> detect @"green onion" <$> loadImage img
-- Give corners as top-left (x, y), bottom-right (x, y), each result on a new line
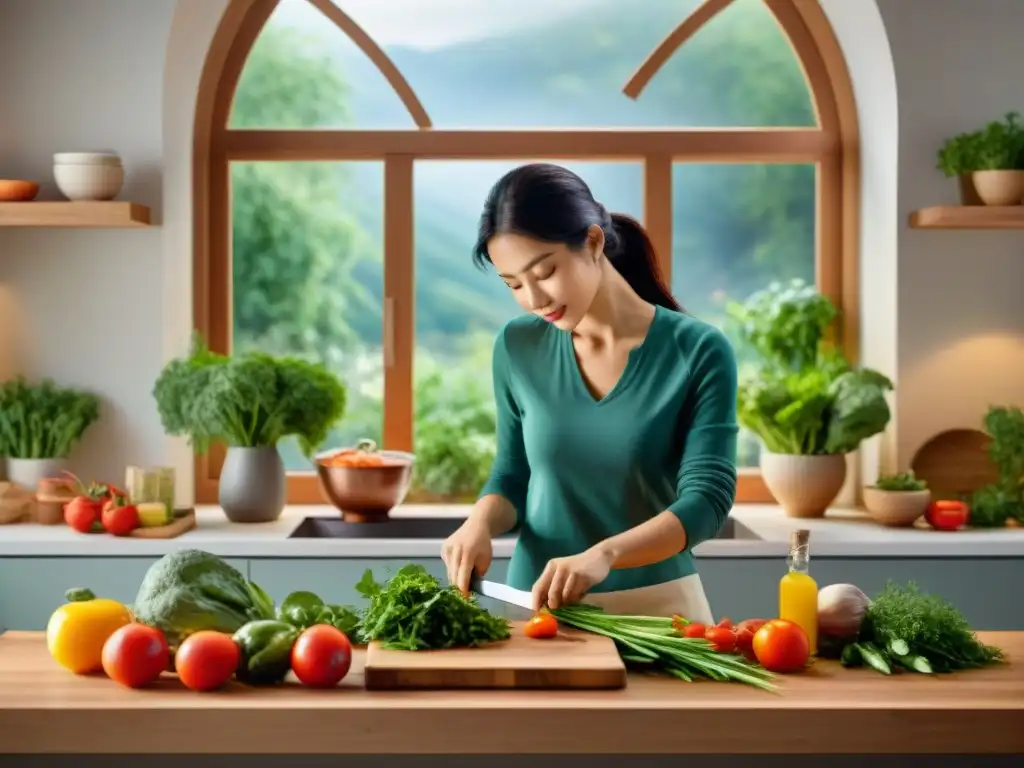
top-left (549, 604), bottom-right (777, 692)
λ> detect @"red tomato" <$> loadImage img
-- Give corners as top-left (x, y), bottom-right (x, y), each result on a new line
top-left (102, 624), bottom-right (170, 688)
top-left (102, 502), bottom-right (140, 536)
top-left (715, 617), bottom-right (734, 630)
top-left (291, 625), bottom-right (353, 688)
top-left (682, 622), bottom-right (708, 639)
top-left (64, 496), bottom-right (102, 533)
top-left (925, 500), bottom-right (969, 531)
top-left (704, 626), bottom-right (737, 653)
top-left (735, 619), bottom-right (769, 661)
top-left (175, 631), bottom-right (240, 692)
top-left (524, 613), bottom-right (559, 639)
top-left (752, 619), bottom-right (810, 673)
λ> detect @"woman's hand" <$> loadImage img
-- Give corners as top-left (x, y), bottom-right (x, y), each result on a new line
top-left (441, 518), bottom-right (494, 594)
top-left (531, 545), bottom-right (614, 611)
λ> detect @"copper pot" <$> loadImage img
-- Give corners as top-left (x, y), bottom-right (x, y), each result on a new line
top-left (314, 447), bottom-right (416, 523)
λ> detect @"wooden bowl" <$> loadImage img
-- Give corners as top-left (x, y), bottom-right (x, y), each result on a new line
top-left (863, 487), bottom-right (931, 527)
top-left (0, 180), bottom-right (40, 202)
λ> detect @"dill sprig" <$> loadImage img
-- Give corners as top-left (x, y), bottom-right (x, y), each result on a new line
top-left (861, 581), bottom-right (1004, 672)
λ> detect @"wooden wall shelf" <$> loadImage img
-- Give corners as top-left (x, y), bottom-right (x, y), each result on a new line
top-left (910, 205), bottom-right (1024, 229)
top-left (0, 201), bottom-right (152, 228)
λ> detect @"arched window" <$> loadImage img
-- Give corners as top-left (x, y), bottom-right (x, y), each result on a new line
top-left (193, 0), bottom-right (859, 506)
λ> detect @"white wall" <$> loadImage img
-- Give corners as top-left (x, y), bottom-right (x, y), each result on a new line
top-left (0, 0), bottom-right (176, 486)
top-left (1, 0), bottom-right (1022, 504)
top-left (877, 0), bottom-right (1024, 466)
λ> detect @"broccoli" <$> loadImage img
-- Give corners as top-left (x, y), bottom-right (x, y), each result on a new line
top-left (131, 549), bottom-right (275, 649)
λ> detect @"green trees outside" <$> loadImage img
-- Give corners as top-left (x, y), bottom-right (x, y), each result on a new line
top-left (227, 0), bottom-right (817, 497)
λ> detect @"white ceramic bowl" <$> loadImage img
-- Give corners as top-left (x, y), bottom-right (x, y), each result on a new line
top-left (54, 152), bottom-right (122, 167)
top-left (53, 157), bottom-right (124, 201)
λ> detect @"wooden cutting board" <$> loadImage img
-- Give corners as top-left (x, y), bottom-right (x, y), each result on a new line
top-left (363, 622), bottom-right (627, 690)
top-left (128, 510), bottom-right (196, 539)
top-left (910, 428), bottom-right (1000, 499)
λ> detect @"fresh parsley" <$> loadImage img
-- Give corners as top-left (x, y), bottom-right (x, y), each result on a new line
top-left (354, 564), bottom-right (510, 650)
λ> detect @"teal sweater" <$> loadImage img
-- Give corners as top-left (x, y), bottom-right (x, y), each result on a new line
top-left (478, 305), bottom-right (739, 593)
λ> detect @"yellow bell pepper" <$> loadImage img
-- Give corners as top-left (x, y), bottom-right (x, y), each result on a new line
top-left (46, 587), bottom-right (133, 674)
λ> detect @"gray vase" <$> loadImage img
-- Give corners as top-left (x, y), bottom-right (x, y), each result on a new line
top-left (218, 446), bottom-right (286, 523)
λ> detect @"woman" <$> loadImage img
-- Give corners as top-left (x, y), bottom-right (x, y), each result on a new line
top-left (441, 163), bottom-right (738, 623)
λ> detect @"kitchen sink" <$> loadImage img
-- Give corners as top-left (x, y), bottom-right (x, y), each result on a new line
top-left (288, 516), bottom-right (516, 540)
top-left (288, 515), bottom-right (759, 540)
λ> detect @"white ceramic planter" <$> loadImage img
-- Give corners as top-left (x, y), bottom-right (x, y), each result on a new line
top-left (863, 487), bottom-right (931, 527)
top-left (4, 457), bottom-right (68, 493)
top-left (760, 451), bottom-right (846, 519)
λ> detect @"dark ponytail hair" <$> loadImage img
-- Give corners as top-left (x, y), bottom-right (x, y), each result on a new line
top-left (473, 163), bottom-right (683, 312)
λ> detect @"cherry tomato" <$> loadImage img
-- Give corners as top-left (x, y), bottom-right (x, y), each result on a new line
top-left (524, 613), bottom-right (559, 639)
top-left (925, 500), bottom-right (969, 531)
top-left (681, 622), bottom-right (707, 639)
top-left (752, 619), bottom-right (810, 673)
top-left (734, 619), bottom-right (769, 661)
top-left (704, 626), bottom-right (738, 653)
top-left (291, 625), bottom-right (353, 688)
top-left (175, 631), bottom-right (241, 692)
top-left (715, 617), bottom-right (734, 630)
top-left (101, 623), bottom-right (169, 688)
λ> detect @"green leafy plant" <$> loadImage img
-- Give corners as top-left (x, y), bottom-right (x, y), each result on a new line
top-left (0, 377), bottom-right (100, 459)
top-left (873, 470), bottom-right (927, 492)
top-left (355, 564), bottom-right (510, 650)
top-left (968, 405), bottom-right (1024, 527)
top-left (936, 111), bottom-right (1024, 177)
top-left (152, 332), bottom-right (347, 456)
top-left (727, 279), bottom-right (893, 456)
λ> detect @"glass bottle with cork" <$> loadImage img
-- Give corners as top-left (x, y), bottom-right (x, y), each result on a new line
top-left (779, 528), bottom-right (818, 655)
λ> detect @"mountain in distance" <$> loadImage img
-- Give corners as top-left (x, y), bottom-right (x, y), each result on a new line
top-left (293, 0), bottom-right (815, 355)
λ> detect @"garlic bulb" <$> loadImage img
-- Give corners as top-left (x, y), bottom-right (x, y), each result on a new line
top-left (817, 583), bottom-right (870, 637)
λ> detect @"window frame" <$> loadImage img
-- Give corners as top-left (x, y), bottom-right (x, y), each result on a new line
top-left (192, 0), bottom-right (861, 506)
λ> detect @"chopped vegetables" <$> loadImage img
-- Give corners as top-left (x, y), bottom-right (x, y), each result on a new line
top-left (355, 564), bottom-right (510, 650)
top-left (550, 604), bottom-right (777, 692)
top-left (318, 438), bottom-right (409, 468)
top-left (857, 581), bottom-right (1004, 673)
top-left (817, 580), bottom-right (1004, 676)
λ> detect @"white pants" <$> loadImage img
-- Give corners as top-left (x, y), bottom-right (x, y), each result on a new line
top-left (582, 573), bottom-right (715, 625)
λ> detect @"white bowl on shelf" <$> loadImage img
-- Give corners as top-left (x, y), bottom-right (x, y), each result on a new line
top-left (53, 151), bottom-right (124, 201)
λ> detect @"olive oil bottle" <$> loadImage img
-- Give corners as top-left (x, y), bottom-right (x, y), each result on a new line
top-left (779, 528), bottom-right (818, 655)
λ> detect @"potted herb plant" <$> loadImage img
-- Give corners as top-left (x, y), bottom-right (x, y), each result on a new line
top-left (968, 404), bottom-right (1024, 528)
top-left (863, 470), bottom-right (930, 527)
top-left (727, 279), bottom-right (894, 518)
top-left (937, 111), bottom-right (1024, 206)
top-left (0, 376), bottom-right (101, 491)
top-left (153, 333), bottom-right (347, 523)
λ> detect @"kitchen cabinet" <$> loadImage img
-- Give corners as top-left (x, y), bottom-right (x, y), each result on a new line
top-left (1, 555), bottom-right (1020, 632)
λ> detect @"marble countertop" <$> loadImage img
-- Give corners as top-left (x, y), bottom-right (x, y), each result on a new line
top-left (0, 503), bottom-right (1022, 558)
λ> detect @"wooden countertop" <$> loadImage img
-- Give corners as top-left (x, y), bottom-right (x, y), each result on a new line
top-left (1, 630), bottom-right (1021, 754)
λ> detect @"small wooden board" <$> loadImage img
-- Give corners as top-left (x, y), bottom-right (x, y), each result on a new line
top-left (363, 622), bottom-right (627, 690)
top-left (128, 510), bottom-right (196, 539)
top-left (910, 428), bottom-right (999, 499)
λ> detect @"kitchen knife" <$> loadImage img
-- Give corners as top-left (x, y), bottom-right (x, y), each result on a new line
top-left (468, 573), bottom-right (536, 619)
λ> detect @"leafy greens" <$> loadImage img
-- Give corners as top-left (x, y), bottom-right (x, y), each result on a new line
top-left (355, 564), bottom-right (510, 650)
top-left (727, 279), bottom-right (893, 455)
top-left (838, 581), bottom-right (1004, 675)
top-left (0, 377), bottom-right (100, 459)
top-left (152, 332), bottom-right (347, 455)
